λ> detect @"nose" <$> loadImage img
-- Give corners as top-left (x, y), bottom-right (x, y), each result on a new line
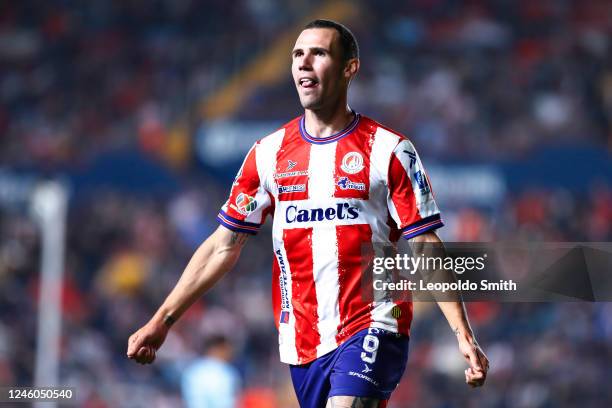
top-left (299, 53), bottom-right (313, 71)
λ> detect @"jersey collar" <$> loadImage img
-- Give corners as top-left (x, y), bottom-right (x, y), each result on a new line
top-left (299, 112), bottom-right (361, 144)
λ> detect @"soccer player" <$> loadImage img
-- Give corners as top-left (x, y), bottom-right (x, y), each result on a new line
top-left (127, 19), bottom-right (489, 407)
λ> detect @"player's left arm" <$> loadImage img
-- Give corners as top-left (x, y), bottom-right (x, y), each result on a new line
top-left (408, 230), bottom-right (489, 388)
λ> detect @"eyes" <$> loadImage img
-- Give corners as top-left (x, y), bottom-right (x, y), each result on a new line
top-left (292, 49), bottom-right (327, 59)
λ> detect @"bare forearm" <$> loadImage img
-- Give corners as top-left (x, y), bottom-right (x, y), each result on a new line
top-left (152, 227), bottom-right (246, 325)
top-left (408, 231), bottom-right (473, 338)
top-left (437, 301), bottom-right (474, 339)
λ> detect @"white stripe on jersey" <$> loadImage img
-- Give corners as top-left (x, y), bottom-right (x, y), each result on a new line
top-left (256, 128), bottom-right (285, 193)
top-left (260, 129), bottom-right (299, 363)
top-left (308, 143), bottom-right (337, 198)
top-left (312, 224), bottom-right (341, 357)
top-left (368, 127), bottom-right (401, 242)
top-left (368, 128), bottom-right (407, 334)
top-left (275, 241), bottom-right (300, 364)
top-left (306, 142), bottom-right (342, 357)
top-left (392, 139), bottom-right (440, 219)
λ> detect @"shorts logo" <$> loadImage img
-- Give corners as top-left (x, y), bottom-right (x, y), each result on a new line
top-left (278, 184), bottom-right (306, 194)
top-left (341, 152), bottom-right (364, 174)
top-left (414, 170), bottom-right (430, 195)
top-left (337, 176), bottom-right (365, 191)
top-left (286, 160), bottom-right (297, 170)
top-left (235, 193), bottom-right (257, 215)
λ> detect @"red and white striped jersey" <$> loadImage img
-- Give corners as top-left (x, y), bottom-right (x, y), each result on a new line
top-left (218, 113), bottom-right (443, 365)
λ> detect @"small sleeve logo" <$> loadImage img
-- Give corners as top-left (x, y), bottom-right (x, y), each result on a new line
top-left (235, 193), bottom-right (258, 215)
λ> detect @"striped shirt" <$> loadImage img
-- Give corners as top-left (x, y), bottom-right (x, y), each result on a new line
top-left (218, 113), bottom-right (443, 364)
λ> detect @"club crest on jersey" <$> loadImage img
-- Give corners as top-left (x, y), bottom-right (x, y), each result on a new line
top-left (341, 152), bottom-right (364, 174)
top-left (337, 176), bottom-right (365, 191)
top-left (235, 192), bottom-right (257, 215)
top-left (414, 170), bottom-right (430, 195)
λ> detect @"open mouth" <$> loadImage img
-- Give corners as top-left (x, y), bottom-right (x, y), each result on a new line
top-left (299, 78), bottom-right (319, 89)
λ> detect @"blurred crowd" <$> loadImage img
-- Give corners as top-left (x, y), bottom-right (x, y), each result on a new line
top-left (1, 0), bottom-right (611, 407)
top-left (1, 0), bottom-right (610, 168)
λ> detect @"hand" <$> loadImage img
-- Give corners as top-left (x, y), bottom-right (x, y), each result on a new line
top-left (457, 333), bottom-right (489, 388)
top-left (127, 318), bottom-right (169, 364)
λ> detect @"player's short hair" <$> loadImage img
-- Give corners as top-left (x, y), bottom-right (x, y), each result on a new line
top-left (303, 19), bottom-right (359, 63)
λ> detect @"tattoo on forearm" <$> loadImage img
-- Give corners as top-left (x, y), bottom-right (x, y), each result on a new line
top-left (163, 313), bottom-right (176, 328)
top-left (453, 326), bottom-right (460, 336)
top-left (229, 232), bottom-right (248, 246)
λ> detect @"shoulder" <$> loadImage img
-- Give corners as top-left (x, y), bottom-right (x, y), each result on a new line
top-left (359, 115), bottom-right (414, 151)
top-left (255, 116), bottom-right (301, 149)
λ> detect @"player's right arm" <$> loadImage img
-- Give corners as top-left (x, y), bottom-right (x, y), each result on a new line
top-left (126, 225), bottom-right (248, 364)
top-left (128, 140), bottom-right (271, 364)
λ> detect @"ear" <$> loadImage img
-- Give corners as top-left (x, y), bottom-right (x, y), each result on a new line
top-left (344, 58), bottom-right (360, 80)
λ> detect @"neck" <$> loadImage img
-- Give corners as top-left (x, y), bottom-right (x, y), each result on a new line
top-left (303, 102), bottom-right (354, 139)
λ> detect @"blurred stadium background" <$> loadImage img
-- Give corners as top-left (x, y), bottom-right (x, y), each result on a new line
top-left (1, 0), bottom-right (611, 407)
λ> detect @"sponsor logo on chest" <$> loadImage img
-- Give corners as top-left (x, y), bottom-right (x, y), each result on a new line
top-left (285, 202), bottom-right (359, 223)
top-left (337, 176), bottom-right (366, 191)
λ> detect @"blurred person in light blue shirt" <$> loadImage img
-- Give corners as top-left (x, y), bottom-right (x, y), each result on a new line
top-left (181, 335), bottom-right (240, 408)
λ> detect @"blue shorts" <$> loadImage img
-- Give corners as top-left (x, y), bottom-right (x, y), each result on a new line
top-left (289, 327), bottom-right (409, 408)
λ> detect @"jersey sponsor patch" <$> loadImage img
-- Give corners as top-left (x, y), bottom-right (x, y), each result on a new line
top-left (274, 170), bottom-right (309, 179)
top-left (235, 192), bottom-right (258, 215)
top-left (285, 202), bottom-right (359, 223)
top-left (278, 184), bottom-right (306, 194)
top-left (275, 249), bottom-right (291, 310)
top-left (280, 311), bottom-right (290, 324)
top-left (341, 152), bottom-right (364, 174)
top-left (337, 176), bottom-right (366, 191)
top-left (414, 170), bottom-right (430, 195)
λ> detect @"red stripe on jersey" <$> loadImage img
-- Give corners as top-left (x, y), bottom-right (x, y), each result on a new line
top-left (283, 227), bottom-right (320, 363)
top-left (336, 224), bottom-right (374, 344)
top-left (333, 129), bottom-right (373, 200)
top-left (388, 151), bottom-right (422, 228)
top-left (275, 129), bottom-right (310, 201)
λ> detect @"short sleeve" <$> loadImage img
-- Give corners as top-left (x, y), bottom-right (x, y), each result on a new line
top-left (387, 139), bottom-right (444, 239)
top-left (217, 143), bottom-right (272, 234)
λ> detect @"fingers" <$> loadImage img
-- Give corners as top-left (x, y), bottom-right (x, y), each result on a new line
top-left (466, 346), bottom-right (483, 373)
top-left (465, 367), bottom-right (486, 387)
top-left (127, 331), bottom-right (156, 364)
top-left (477, 349), bottom-right (490, 373)
top-left (126, 332), bottom-right (143, 357)
top-left (135, 346), bottom-right (156, 364)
